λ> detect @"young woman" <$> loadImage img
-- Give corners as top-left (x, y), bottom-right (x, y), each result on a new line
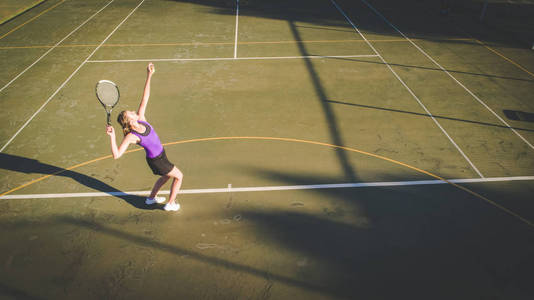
top-left (106, 62), bottom-right (183, 211)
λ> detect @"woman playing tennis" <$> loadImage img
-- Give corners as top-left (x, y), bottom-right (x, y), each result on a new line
top-left (106, 62), bottom-right (183, 211)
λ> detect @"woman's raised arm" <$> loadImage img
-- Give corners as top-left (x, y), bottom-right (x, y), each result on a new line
top-left (137, 62), bottom-right (155, 121)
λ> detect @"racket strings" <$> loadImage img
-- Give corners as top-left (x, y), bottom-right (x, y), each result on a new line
top-left (96, 82), bottom-right (119, 106)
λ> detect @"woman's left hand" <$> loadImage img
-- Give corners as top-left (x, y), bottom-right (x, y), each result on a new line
top-left (147, 62), bottom-right (155, 75)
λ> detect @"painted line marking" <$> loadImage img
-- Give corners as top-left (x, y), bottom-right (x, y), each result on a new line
top-left (0, 38), bottom-right (476, 50)
top-left (234, 0), bottom-right (239, 58)
top-left (86, 54), bottom-right (379, 63)
top-left (0, 0), bottom-right (116, 94)
top-left (330, 0), bottom-right (484, 178)
top-left (2, 176), bottom-right (534, 200)
top-left (475, 39), bottom-right (534, 79)
top-left (453, 26), bottom-right (534, 79)
top-left (0, 0), bottom-right (66, 41)
top-left (0, 0), bottom-right (46, 25)
top-left (359, 0), bottom-right (534, 150)
top-left (0, 0), bottom-right (146, 153)
top-left (0, 136), bottom-right (531, 227)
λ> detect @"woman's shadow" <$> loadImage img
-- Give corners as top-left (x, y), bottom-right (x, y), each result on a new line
top-left (0, 153), bottom-right (156, 210)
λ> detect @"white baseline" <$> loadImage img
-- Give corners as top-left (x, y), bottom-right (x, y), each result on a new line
top-left (1, 176), bottom-right (533, 200)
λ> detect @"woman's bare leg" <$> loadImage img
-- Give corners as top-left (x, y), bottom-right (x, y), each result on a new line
top-left (149, 175), bottom-right (169, 198)
top-left (166, 167), bottom-right (183, 205)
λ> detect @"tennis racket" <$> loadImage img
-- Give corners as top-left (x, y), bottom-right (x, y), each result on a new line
top-left (95, 80), bottom-right (120, 125)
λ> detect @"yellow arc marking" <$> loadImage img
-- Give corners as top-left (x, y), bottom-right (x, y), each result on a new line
top-left (1, 136), bottom-right (531, 227)
top-left (0, 38), bottom-right (475, 50)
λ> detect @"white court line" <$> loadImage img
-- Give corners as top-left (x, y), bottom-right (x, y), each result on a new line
top-left (1, 176), bottom-right (533, 200)
top-left (234, 0), bottom-right (239, 58)
top-left (86, 54), bottom-right (379, 63)
top-left (330, 0), bottom-right (484, 178)
top-left (0, 0), bottom-right (146, 153)
top-left (359, 0), bottom-right (534, 150)
top-left (0, 0), bottom-right (116, 94)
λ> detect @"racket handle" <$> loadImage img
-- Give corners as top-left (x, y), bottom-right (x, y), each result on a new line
top-left (106, 113), bottom-right (111, 125)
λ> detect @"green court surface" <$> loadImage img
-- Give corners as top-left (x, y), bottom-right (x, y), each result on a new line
top-left (0, 0), bottom-right (533, 299)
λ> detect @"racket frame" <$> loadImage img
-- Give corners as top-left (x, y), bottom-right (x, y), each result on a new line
top-left (95, 79), bottom-right (120, 125)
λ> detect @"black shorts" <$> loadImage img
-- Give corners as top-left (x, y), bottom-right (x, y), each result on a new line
top-left (146, 149), bottom-right (175, 176)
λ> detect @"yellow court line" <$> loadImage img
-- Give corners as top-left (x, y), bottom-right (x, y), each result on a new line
top-left (0, 38), bottom-right (476, 50)
top-left (474, 39), bottom-right (534, 79)
top-left (0, 136), bottom-right (531, 228)
top-left (0, 0), bottom-right (46, 25)
top-left (0, 0), bottom-right (67, 41)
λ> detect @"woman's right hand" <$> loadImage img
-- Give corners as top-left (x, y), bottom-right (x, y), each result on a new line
top-left (106, 125), bottom-right (115, 136)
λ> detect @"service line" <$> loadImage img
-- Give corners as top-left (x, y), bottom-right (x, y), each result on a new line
top-left (87, 54), bottom-right (379, 63)
top-left (234, 0), bottom-right (240, 58)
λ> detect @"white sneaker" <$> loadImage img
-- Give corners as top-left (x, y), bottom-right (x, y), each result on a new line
top-left (164, 202), bottom-right (180, 211)
top-left (145, 196), bottom-right (166, 205)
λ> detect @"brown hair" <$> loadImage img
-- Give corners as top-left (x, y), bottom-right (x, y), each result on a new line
top-left (117, 111), bottom-right (132, 136)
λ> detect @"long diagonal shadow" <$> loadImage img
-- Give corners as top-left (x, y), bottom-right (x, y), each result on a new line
top-left (0, 282), bottom-right (44, 300)
top-left (59, 216), bottom-right (348, 299)
top-left (327, 99), bottom-right (534, 132)
top-left (171, 0), bottom-right (532, 83)
top-left (0, 153), bottom-right (148, 209)
top-left (314, 53), bottom-right (533, 83)
top-left (288, 19), bottom-right (357, 182)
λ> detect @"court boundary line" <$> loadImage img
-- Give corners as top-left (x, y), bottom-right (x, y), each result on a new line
top-left (86, 54), bottom-right (379, 63)
top-left (233, 0), bottom-right (239, 58)
top-left (0, 0), bottom-right (66, 41)
top-left (2, 176), bottom-right (533, 200)
top-left (329, 0), bottom-right (484, 178)
top-left (359, 0), bottom-right (534, 150)
top-left (0, 136), bottom-right (531, 227)
top-left (0, 0), bottom-right (146, 153)
top-left (0, 0), bottom-right (116, 94)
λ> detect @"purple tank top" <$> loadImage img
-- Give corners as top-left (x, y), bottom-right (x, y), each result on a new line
top-left (131, 121), bottom-right (164, 158)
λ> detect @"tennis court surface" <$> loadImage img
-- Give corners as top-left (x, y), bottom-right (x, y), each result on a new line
top-left (1, 0), bottom-right (533, 299)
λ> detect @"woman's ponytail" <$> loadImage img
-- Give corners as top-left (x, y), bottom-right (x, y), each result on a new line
top-left (117, 111), bottom-right (132, 136)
